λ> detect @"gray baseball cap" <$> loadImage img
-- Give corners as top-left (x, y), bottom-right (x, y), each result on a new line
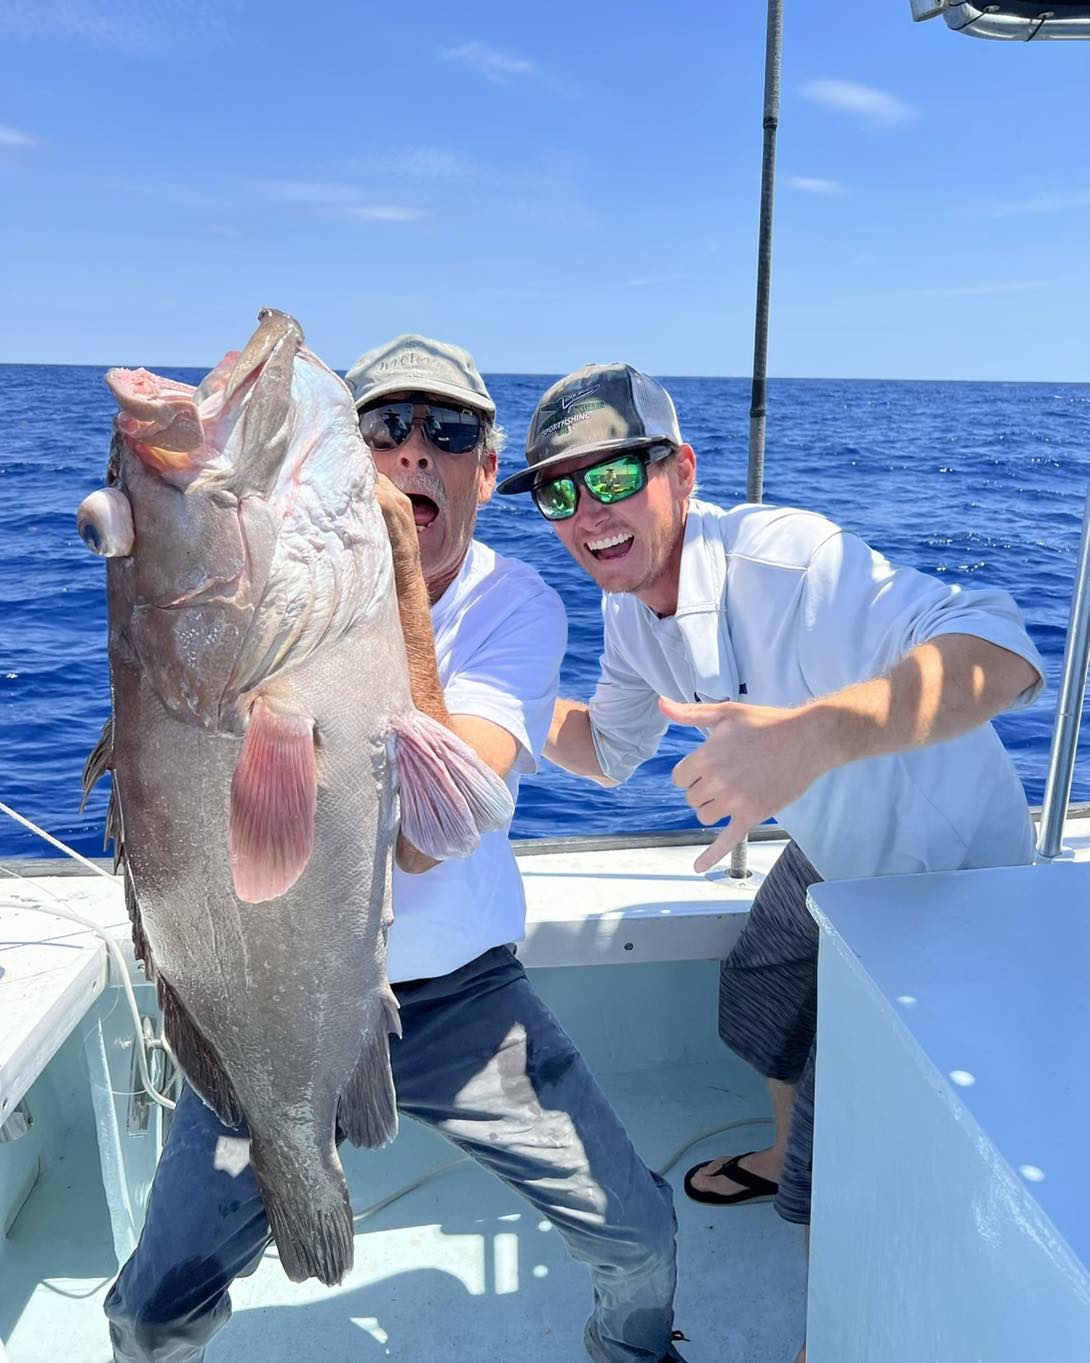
top-left (345, 333), bottom-right (496, 418)
top-left (495, 362), bottom-right (681, 496)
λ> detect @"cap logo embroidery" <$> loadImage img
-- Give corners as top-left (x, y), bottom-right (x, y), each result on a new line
top-left (561, 383), bottom-right (600, 412)
top-left (377, 351), bottom-right (439, 373)
top-left (537, 389), bottom-right (607, 442)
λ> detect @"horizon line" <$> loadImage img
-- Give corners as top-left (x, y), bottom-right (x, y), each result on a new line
top-left (0, 361), bottom-right (1087, 387)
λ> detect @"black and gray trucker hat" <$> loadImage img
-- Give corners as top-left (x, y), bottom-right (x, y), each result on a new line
top-left (495, 363), bottom-right (682, 496)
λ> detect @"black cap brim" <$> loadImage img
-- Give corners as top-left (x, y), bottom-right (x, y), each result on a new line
top-left (495, 435), bottom-right (665, 496)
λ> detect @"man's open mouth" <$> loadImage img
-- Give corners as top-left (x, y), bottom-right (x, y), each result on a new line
top-left (409, 494), bottom-right (440, 529)
top-left (586, 532), bottom-right (633, 562)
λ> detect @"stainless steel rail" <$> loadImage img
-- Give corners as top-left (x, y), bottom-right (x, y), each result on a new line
top-left (1037, 488), bottom-right (1090, 859)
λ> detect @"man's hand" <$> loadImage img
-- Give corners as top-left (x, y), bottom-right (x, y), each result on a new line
top-left (374, 472), bottom-right (421, 575)
top-left (660, 697), bottom-right (829, 874)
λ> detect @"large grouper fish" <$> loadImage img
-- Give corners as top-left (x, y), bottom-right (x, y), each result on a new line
top-left (76, 308), bottom-right (514, 1285)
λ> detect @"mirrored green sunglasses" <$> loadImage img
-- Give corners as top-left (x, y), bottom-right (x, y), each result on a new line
top-left (531, 444), bottom-right (675, 522)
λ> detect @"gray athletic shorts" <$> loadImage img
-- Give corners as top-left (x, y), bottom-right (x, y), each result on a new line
top-left (717, 839), bottom-right (823, 1225)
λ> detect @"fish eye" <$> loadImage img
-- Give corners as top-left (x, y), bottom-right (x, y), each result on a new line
top-left (76, 487), bottom-right (135, 558)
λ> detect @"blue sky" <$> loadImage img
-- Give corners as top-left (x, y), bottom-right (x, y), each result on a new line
top-left (1, 1), bottom-right (1088, 379)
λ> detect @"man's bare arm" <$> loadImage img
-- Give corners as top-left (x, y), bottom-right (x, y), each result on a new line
top-left (806, 634), bottom-right (1040, 766)
top-left (662, 633), bottom-right (1041, 872)
top-left (377, 475), bottom-right (518, 873)
top-left (544, 698), bottom-right (618, 787)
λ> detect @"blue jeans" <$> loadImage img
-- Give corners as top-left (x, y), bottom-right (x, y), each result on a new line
top-left (105, 947), bottom-right (686, 1363)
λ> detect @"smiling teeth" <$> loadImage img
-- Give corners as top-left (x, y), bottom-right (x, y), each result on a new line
top-left (587, 533), bottom-right (633, 552)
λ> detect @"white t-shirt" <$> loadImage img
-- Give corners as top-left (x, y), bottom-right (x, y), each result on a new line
top-left (589, 499), bottom-right (1047, 882)
top-left (386, 540), bottom-right (567, 983)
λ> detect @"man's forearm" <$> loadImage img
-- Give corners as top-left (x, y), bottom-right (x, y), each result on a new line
top-left (388, 547), bottom-right (449, 873)
top-left (805, 634), bottom-right (1040, 770)
top-left (391, 550), bottom-right (452, 730)
top-left (544, 699), bottom-right (618, 787)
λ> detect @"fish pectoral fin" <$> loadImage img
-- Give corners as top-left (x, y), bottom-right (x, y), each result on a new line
top-left (229, 696), bottom-right (317, 904)
top-left (391, 710), bottom-right (515, 861)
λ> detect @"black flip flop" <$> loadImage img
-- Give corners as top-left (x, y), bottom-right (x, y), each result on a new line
top-left (682, 1152), bottom-right (779, 1206)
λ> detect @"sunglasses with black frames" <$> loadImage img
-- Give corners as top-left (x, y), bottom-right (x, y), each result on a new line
top-left (359, 393), bottom-right (483, 456)
top-left (531, 444), bottom-right (676, 522)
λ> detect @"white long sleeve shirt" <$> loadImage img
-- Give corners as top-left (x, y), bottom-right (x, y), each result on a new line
top-left (588, 500), bottom-right (1046, 881)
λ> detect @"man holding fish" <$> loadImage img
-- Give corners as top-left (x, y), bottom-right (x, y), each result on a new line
top-left (95, 327), bottom-right (688, 1363)
top-left (498, 362), bottom-right (1046, 1363)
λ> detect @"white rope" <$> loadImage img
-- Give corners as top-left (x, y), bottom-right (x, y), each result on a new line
top-left (0, 799), bottom-right (176, 1110)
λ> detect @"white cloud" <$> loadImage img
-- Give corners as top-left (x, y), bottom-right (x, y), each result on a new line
top-left (335, 204), bottom-right (425, 223)
top-left (622, 272), bottom-right (694, 289)
top-left (341, 145), bottom-right (595, 231)
top-left (0, 125), bottom-right (36, 148)
top-left (801, 80), bottom-right (917, 125)
top-left (346, 147), bottom-right (482, 182)
top-left (787, 176), bottom-right (845, 195)
top-left (978, 190), bottom-right (1090, 218)
top-left (477, 284), bottom-right (546, 300)
top-left (253, 179), bottom-right (363, 206)
top-left (442, 42), bottom-right (534, 84)
top-left (0, 0), bottom-right (232, 49)
top-left (252, 179), bottom-right (424, 224)
top-left (0, 0), bottom-right (132, 41)
top-left (903, 280), bottom-right (1055, 298)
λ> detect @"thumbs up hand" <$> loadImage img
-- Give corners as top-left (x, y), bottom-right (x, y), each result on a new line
top-left (659, 696), bottom-right (827, 874)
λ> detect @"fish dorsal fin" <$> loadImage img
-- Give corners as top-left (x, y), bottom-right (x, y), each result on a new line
top-left (81, 716), bottom-right (114, 811)
top-left (392, 711), bottom-right (515, 861)
top-left (229, 696), bottom-right (317, 903)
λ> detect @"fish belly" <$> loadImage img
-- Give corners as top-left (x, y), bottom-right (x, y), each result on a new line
top-left (111, 591), bottom-right (412, 1283)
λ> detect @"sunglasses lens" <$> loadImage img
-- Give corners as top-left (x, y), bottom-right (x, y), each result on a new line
top-left (533, 477), bottom-right (578, 521)
top-left (360, 402), bottom-right (412, 450)
top-left (583, 456), bottom-right (645, 504)
top-left (424, 405), bottom-right (481, 454)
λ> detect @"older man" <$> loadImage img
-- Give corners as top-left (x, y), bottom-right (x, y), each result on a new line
top-left (496, 362), bottom-right (1046, 1363)
top-left (104, 339), bottom-right (688, 1363)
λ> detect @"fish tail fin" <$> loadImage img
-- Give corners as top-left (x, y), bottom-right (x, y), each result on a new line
top-left (391, 710), bottom-right (515, 861)
top-left (338, 987), bottom-right (400, 1149)
top-left (250, 1139), bottom-right (354, 1286)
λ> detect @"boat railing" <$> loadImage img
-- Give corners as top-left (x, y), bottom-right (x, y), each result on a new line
top-left (911, 0), bottom-right (1090, 40)
top-left (1037, 485), bottom-right (1090, 858)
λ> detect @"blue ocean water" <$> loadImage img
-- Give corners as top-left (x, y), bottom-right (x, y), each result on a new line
top-left (1, 365), bottom-right (1088, 860)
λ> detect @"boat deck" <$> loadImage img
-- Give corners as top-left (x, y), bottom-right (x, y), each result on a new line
top-left (4, 819), bottom-right (1090, 1363)
top-left (2, 976), bottom-right (807, 1363)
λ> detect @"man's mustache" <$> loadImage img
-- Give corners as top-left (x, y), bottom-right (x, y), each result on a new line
top-left (391, 470), bottom-right (447, 512)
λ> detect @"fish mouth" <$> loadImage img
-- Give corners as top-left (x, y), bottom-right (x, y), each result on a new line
top-left (106, 311), bottom-right (305, 491)
top-left (409, 494), bottom-right (440, 529)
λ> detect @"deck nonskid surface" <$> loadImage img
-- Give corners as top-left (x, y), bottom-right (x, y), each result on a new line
top-left (4, 1060), bottom-right (807, 1363)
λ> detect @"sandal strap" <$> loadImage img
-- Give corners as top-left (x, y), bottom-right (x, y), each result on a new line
top-left (715, 1152), bottom-right (779, 1196)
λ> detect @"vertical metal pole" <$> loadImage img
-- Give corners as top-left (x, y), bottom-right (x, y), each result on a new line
top-left (731, 0), bottom-right (783, 880)
top-left (746, 0), bottom-right (783, 508)
top-left (1036, 483), bottom-right (1090, 860)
